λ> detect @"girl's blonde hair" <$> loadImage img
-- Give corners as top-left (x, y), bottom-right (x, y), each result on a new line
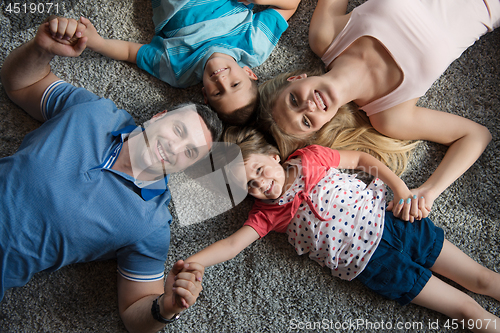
top-left (223, 126), bottom-right (281, 162)
top-left (257, 68), bottom-right (418, 176)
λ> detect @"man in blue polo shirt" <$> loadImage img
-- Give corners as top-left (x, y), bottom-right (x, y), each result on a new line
top-left (0, 17), bottom-right (222, 333)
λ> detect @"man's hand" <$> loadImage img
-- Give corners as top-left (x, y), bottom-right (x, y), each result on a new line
top-left (37, 16), bottom-right (88, 58)
top-left (1, 16), bottom-right (88, 120)
top-left (162, 260), bottom-right (204, 318)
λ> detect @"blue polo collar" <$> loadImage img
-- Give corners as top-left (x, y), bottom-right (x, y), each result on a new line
top-left (108, 126), bottom-right (170, 201)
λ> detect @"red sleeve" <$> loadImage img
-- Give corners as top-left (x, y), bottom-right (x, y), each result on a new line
top-left (288, 145), bottom-right (340, 190)
top-left (289, 145), bottom-right (340, 168)
top-left (245, 146), bottom-right (340, 239)
top-left (244, 200), bottom-right (294, 238)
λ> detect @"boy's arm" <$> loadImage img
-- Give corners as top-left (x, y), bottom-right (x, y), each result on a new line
top-left (79, 17), bottom-right (143, 63)
top-left (185, 226), bottom-right (260, 267)
top-left (241, 0), bottom-right (301, 21)
top-left (336, 150), bottom-right (420, 221)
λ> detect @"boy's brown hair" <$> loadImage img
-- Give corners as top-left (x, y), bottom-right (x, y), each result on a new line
top-left (216, 81), bottom-right (259, 126)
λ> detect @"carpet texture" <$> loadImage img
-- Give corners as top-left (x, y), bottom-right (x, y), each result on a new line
top-left (0, 0), bottom-right (499, 332)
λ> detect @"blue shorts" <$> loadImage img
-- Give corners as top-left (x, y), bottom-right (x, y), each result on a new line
top-left (356, 211), bottom-right (444, 305)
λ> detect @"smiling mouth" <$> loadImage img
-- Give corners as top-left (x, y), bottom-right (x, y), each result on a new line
top-left (211, 68), bottom-right (227, 77)
top-left (157, 141), bottom-right (170, 164)
top-left (314, 90), bottom-right (327, 110)
top-left (264, 181), bottom-right (274, 195)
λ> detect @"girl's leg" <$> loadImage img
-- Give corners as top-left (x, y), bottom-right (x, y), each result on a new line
top-left (412, 275), bottom-right (500, 333)
top-left (431, 240), bottom-right (500, 301)
top-left (411, 239), bottom-right (500, 333)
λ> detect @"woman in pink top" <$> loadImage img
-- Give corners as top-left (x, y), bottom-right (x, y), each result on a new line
top-left (258, 0), bottom-right (499, 221)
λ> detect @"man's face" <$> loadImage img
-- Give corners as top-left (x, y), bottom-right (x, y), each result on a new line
top-left (127, 105), bottom-right (212, 180)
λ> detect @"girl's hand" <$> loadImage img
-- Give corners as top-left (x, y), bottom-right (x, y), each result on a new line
top-left (387, 181), bottom-right (431, 223)
top-left (165, 261), bottom-right (204, 313)
top-left (387, 194), bottom-right (421, 222)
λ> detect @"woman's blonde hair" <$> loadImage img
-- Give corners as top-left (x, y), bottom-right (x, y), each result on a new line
top-left (257, 67), bottom-right (418, 176)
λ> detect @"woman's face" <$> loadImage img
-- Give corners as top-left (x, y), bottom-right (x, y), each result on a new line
top-left (272, 74), bottom-right (340, 137)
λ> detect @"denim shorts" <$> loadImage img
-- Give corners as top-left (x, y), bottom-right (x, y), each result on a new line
top-left (356, 211), bottom-right (444, 305)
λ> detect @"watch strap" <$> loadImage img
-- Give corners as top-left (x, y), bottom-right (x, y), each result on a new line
top-left (151, 294), bottom-right (181, 324)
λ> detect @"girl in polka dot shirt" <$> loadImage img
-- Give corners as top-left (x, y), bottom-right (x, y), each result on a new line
top-left (185, 128), bottom-right (500, 331)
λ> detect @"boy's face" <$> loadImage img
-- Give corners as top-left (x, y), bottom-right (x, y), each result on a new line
top-left (244, 153), bottom-right (285, 200)
top-left (127, 106), bottom-right (212, 180)
top-left (202, 53), bottom-right (258, 116)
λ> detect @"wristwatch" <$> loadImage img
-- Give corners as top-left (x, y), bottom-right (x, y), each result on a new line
top-left (151, 294), bottom-right (181, 324)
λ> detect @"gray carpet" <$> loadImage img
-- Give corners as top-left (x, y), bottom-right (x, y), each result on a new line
top-left (1, 0), bottom-right (499, 332)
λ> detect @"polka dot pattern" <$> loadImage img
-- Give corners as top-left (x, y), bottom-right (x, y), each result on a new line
top-left (285, 167), bottom-right (386, 281)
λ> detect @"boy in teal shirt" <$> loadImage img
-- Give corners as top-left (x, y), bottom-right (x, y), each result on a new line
top-left (79, 0), bottom-right (300, 125)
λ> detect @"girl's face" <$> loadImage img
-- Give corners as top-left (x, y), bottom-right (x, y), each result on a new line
top-left (272, 74), bottom-right (340, 137)
top-left (245, 153), bottom-right (286, 200)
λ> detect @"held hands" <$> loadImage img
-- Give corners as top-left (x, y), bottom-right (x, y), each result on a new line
top-left (77, 17), bottom-right (104, 51)
top-left (387, 187), bottom-right (435, 222)
top-left (39, 16), bottom-right (103, 57)
top-left (387, 194), bottom-right (423, 222)
top-left (163, 261), bottom-right (204, 316)
top-left (408, 186), bottom-right (436, 218)
top-left (35, 16), bottom-right (87, 57)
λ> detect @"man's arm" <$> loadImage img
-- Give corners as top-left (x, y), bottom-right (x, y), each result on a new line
top-left (117, 261), bottom-right (204, 333)
top-left (0, 17), bottom-right (87, 121)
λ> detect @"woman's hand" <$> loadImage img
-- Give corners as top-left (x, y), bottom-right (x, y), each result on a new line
top-left (387, 186), bottom-right (435, 222)
top-left (408, 187), bottom-right (436, 219)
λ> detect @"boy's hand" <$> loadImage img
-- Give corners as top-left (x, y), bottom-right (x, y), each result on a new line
top-left (78, 17), bottom-right (103, 51)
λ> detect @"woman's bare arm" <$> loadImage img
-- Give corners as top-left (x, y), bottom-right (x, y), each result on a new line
top-left (370, 98), bottom-right (492, 212)
top-left (309, 0), bottom-right (350, 57)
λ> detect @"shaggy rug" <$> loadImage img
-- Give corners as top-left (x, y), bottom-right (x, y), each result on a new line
top-left (0, 0), bottom-right (498, 332)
